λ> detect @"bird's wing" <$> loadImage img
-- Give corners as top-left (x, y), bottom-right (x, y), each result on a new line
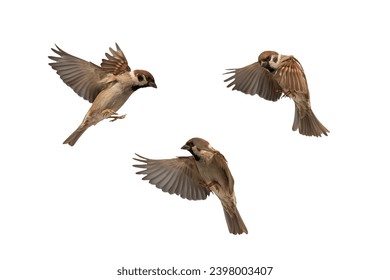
top-left (100, 43), bottom-right (131, 75)
top-left (224, 62), bottom-right (283, 101)
top-left (213, 152), bottom-right (235, 194)
top-left (49, 45), bottom-right (111, 103)
top-left (133, 154), bottom-right (210, 200)
top-left (272, 56), bottom-right (309, 97)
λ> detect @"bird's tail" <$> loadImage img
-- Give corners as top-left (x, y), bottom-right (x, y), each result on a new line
top-left (63, 126), bottom-right (88, 146)
top-left (293, 105), bottom-right (329, 137)
top-left (222, 204), bottom-right (248, 235)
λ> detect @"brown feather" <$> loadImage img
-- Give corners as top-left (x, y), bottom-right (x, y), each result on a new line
top-left (133, 154), bottom-right (210, 201)
top-left (273, 56), bottom-right (329, 136)
top-left (224, 62), bottom-right (283, 101)
top-left (48, 45), bottom-right (108, 103)
top-left (101, 43), bottom-right (131, 75)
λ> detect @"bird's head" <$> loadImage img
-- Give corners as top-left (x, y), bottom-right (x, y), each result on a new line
top-left (258, 50), bottom-right (280, 72)
top-left (181, 137), bottom-right (215, 161)
top-left (133, 70), bottom-right (157, 90)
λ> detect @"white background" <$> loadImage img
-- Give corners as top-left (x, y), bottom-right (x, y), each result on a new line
top-left (1, 1), bottom-right (389, 279)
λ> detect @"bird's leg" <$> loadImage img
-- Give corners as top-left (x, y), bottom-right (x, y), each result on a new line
top-left (109, 114), bottom-right (126, 122)
top-left (101, 109), bottom-right (127, 122)
top-left (206, 181), bottom-right (221, 192)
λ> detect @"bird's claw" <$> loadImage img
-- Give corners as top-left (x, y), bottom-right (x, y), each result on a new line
top-left (109, 114), bottom-right (127, 122)
top-left (102, 109), bottom-right (127, 122)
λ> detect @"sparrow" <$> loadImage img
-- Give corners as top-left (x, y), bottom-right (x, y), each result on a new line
top-left (133, 137), bottom-right (248, 235)
top-left (49, 43), bottom-right (157, 146)
top-left (224, 51), bottom-right (329, 137)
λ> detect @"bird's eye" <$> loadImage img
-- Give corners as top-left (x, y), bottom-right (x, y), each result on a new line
top-left (137, 74), bottom-right (144, 82)
top-left (266, 56), bottom-right (271, 61)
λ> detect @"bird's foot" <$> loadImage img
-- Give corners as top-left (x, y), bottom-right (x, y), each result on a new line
top-left (102, 109), bottom-right (127, 122)
top-left (108, 114), bottom-right (127, 122)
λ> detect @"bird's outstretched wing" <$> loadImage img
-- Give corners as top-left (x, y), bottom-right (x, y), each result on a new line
top-left (224, 62), bottom-right (283, 101)
top-left (101, 43), bottom-right (131, 75)
top-left (49, 45), bottom-right (110, 102)
top-left (49, 43), bottom-right (131, 103)
top-left (133, 154), bottom-right (210, 200)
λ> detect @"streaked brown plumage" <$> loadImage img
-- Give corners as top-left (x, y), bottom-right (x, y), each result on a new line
top-left (225, 51), bottom-right (329, 137)
top-left (133, 137), bottom-right (248, 235)
top-left (49, 43), bottom-right (157, 146)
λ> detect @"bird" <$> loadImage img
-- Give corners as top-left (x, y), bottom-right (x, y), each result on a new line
top-left (48, 43), bottom-right (157, 146)
top-left (133, 137), bottom-right (248, 235)
top-left (224, 51), bottom-right (329, 137)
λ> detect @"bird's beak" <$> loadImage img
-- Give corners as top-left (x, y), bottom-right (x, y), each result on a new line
top-left (149, 81), bottom-right (157, 88)
top-left (181, 144), bottom-right (190, 150)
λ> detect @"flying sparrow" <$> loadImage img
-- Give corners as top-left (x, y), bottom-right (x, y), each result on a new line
top-left (49, 43), bottom-right (157, 146)
top-left (133, 137), bottom-right (248, 235)
top-left (224, 51), bottom-right (329, 137)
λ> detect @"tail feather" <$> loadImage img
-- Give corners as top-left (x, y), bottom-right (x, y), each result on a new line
top-left (63, 127), bottom-right (88, 146)
top-left (223, 205), bottom-right (248, 235)
top-left (293, 106), bottom-right (329, 137)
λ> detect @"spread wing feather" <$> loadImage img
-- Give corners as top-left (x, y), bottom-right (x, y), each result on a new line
top-left (224, 62), bottom-right (283, 101)
top-left (133, 154), bottom-right (210, 200)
